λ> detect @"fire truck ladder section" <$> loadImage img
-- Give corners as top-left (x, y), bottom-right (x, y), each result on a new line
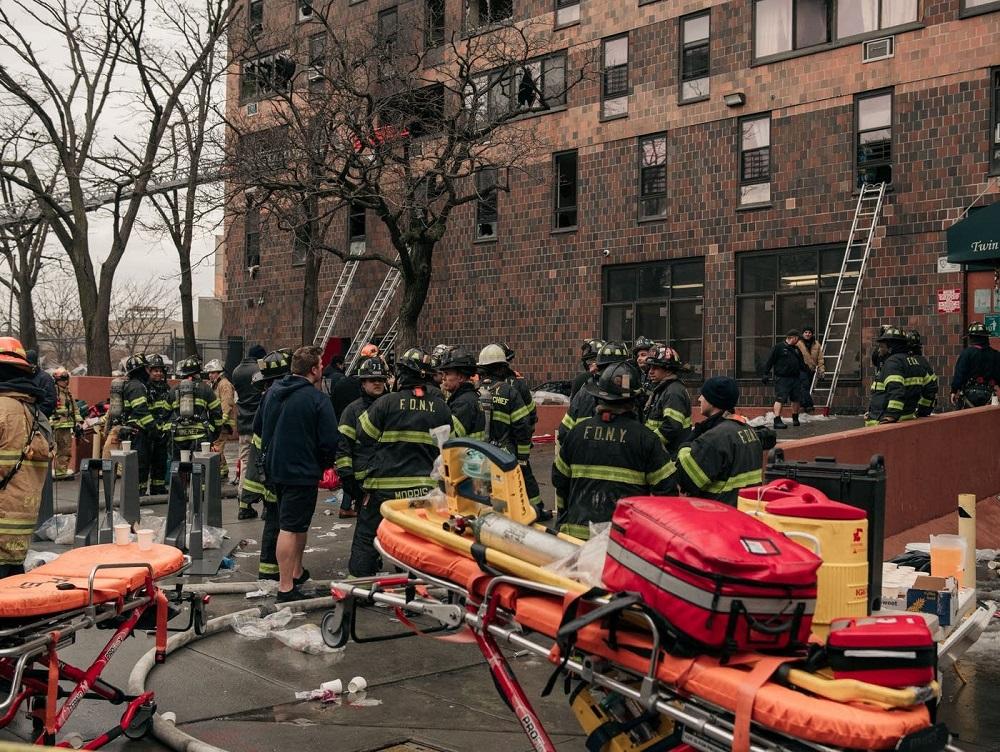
top-left (812, 181), bottom-right (887, 411)
top-left (344, 267), bottom-right (402, 374)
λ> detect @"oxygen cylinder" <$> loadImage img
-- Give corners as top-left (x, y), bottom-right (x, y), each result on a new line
top-left (109, 378), bottom-right (125, 419)
top-left (470, 513), bottom-right (578, 567)
top-left (178, 379), bottom-right (196, 419)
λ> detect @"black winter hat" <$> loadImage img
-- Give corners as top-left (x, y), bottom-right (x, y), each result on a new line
top-left (700, 376), bottom-right (739, 412)
top-left (248, 345), bottom-right (267, 359)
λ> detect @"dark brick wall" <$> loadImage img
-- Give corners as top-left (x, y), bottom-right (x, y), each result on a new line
top-left (222, 0), bottom-right (1000, 410)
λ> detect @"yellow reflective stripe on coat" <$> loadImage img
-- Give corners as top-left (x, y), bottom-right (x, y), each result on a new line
top-left (339, 424), bottom-right (357, 441)
top-left (379, 430), bottom-right (435, 446)
top-left (554, 453), bottom-right (570, 476)
top-left (887, 400), bottom-right (905, 411)
top-left (883, 375), bottom-right (905, 386)
top-left (566, 464), bottom-right (646, 485)
top-left (510, 403), bottom-right (532, 423)
top-left (451, 416), bottom-right (466, 437)
top-left (251, 434), bottom-right (262, 449)
top-left (336, 456), bottom-right (353, 470)
top-left (516, 443), bottom-right (532, 456)
top-left (646, 460), bottom-right (676, 486)
top-left (491, 411), bottom-right (511, 425)
top-left (662, 408), bottom-right (692, 428)
top-left (467, 430), bottom-right (486, 440)
top-left (558, 523), bottom-right (591, 540)
top-left (677, 447), bottom-right (710, 489)
top-left (560, 413), bottom-right (576, 431)
top-left (359, 411), bottom-right (380, 440)
top-left (363, 475), bottom-right (435, 490)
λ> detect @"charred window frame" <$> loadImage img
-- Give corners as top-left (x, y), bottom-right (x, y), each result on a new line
top-left (465, 0), bottom-right (514, 31)
top-left (855, 89), bottom-right (893, 188)
top-left (426, 0), bottom-right (446, 47)
top-left (679, 12), bottom-right (710, 103)
top-left (739, 114), bottom-right (772, 206)
top-left (638, 133), bottom-right (667, 221)
top-left (248, 0), bottom-right (263, 34)
top-left (348, 202), bottom-right (367, 251)
top-left (468, 51), bottom-right (567, 123)
top-left (240, 50), bottom-right (296, 104)
top-left (600, 34), bottom-right (629, 119)
top-left (553, 150), bottom-right (578, 230)
top-left (307, 33), bottom-right (326, 92)
top-left (475, 168), bottom-right (499, 240)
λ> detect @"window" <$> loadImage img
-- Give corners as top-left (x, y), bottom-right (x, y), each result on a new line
top-left (248, 0), bottom-right (263, 32)
top-left (466, 0), bottom-right (513, 30)
top-left (556, 0), bottom-right (580, 27)
top-left (307, 34), bottom-right (326, 91)
top-left (553, 150), bottom-right (578, 229)
top-left (855, 90), bottom-right (892, 188)
top-left (602, 260), bottom-right (705, 373)
top-left (736, 247), bottom-right (861, 378)
top-left (963, 0), bottom-right (1000, 13)
top-left (240, 51), bottom-right (295, 103)
top-left (739, 115), bottom-right (771, 206)
top-left (348, 202), bottom-right (366, 250)
top-left (467, 52), bottom-right (566, 123)
top-left (991, 68), bottom-right (1000, 175)
top-left (245, 199), bottom-right (260, 269)
top-left (836, 0), bottom-right (917, 39)
top-left (427, 0), bottom-right (446, 46)
top-left (638, 134), bottom-right (667, 220)
top-left (236, 126), bottom-right (289, 176)
top-left (378, 7), bottom-right (398, 49)
top-left (754, 0), bottom-right (830, 58)
top-left (297, 1), bottom-right (313, 22)
top-left (601, 35), bottom-right (629, 119)
top-left (680, 12), bottom-right (710, 101)
top-left (475, 168), bottom-right (498, 240)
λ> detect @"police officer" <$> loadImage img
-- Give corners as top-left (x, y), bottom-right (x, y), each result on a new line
top-left (144, 355), bottom-right (172, 495)
top-left (675, 376), bottom-right (766, 506)
top-left (50, 368), bottom-right (81, 479)
top-left (570, 339), bottom-right (604, 399)
top-left (906, 331), bottom-right (938, 418)
top-left (865, 326), bottom-right (924, 425)
top-left (105, 354), bottom-right (155, 485)
top-left (169, 357), bottom-right (224, 459)
top-left (246, 350), bottom-right (292, 579)
top-left (437, 347), bottom-right (485, 439)
top-left (500, 342), bottom-right (549, 521)
top-left (336, 357), bottom-right (390, 520)
top-left (205, 359), bottom-right (237, 480)
top-left (950, 322), bottom-right (999, 408)
top-left (349, 347), bottom-right (452, 576)
top-left (643, 346), bottom-right (691, 456)
top-left (558, 341), bottom-right (629, 445)
top-left (553, 361), bottom-right (676, 539)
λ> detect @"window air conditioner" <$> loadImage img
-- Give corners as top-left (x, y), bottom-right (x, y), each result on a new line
top-left (862, 36), bottom-right (894, 63)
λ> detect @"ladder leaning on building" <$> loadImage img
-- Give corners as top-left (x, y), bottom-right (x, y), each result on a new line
top-left (811, 182), bottom-right (888, 412)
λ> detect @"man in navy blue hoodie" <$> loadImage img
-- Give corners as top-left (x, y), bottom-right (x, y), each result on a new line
top-left (257, 345), bottom-right (339, 602)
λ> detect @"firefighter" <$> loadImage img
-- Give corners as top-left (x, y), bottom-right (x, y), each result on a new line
top-left (631, 335), bottom-right (655, 375)
top-left (643, 346), bottom-right (692, 456)
top-left (0, 337), bottom-right (54, 577)
top-left (553, 361), bottom-right (676, 539)
top-left (232, 345), bottom-right (266, 514)
top-left (762, 330), bottom-right (805, 429)
top-left (144, 355), bottom-right (172, 495)
top-left (349, 347), bottom-right (452, 576)
top-left (865, 326), bottom-right (924, 425)
top-left (558, 341), bottom-right (629, 445)
top-left (499, 342), bottom-right (549, 521)
top-left (570, 338), bottom-right (604, 399)
top-left (335, 357), bottom-right (390, 520)
top-left (950, 321), bottom-right (1000, 409)
top-left (429, 344), bottom-right (450, 392)
top-left (169, 357), bottom-right (224, 459)
top-left (50, 368), bottom-right (81, 479)
top-left (437, 347), bottom-right (485, 439)
top-left (205, 359), bottom-right (237, 480)
top-left (246, 350), bottom-right (292, 579)
top-left (675, 376), bottom-right (767, 507)
top-left (103, 354), bottom-right (155, 486)
top-left (907, 331), bottom-right (938, 418)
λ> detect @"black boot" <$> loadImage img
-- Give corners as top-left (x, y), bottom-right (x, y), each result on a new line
top-left (773, 417), bottom-right (787, 429)
top-left (792, 413), bottom-right (800, 427)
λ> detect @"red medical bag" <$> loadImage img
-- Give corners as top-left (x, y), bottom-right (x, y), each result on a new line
top-left (603, 496), bottom-right (821, 655)
top-left (826, 615), bottom-right (936, 687)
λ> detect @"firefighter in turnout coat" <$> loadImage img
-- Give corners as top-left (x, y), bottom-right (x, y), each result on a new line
top-left (642, 346), bottom-right (692, 456)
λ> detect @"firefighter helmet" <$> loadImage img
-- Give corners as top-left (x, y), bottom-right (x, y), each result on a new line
top-left (204, 359), bottom-right (224, 373)
top-left (646, 345), bottom-right (683, 370)
top-left (258, 349), bottom-right (292, 381)
top-left (356, 357), bottom-right (390, 381)
top-left (595, 341), bottom-right (629, 368)
top-left (124, 353), bottom-right (148, 375)
top-left (146, 354), bottom-right (165, 369)
top-left (477, 343), bottom-right (508, 368)
top-left (359, 343), bottom-right (380, 358)
top-left (631, 335), bottom-right (655, 356)
top-left (175, 357), bottom-right (202, 378)
top-left (876, 326), bottom-right (907, 343)
top-left (397, 347), bottom-right (429, 378)
top-left (438, 347), bottom-right (478, 375)
top-left (580, 338), bottom-right (604, 363)
top-left (968, 321), bottom-right (991, 339)
top-left (585, 361), bottom-right (642, 403)
top-left (500, 342), bottom-right (515, 362)
top-left (906, 330), bottom-right (922, 349)
top-left (0, 337), bottom-right (31, 371)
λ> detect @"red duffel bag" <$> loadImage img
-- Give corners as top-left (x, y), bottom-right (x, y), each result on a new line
top-left (603, 496), bottom-right (822, 655)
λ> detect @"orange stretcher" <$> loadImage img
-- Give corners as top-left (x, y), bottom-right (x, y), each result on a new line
top-left (324, 518), bottom-right (956, 752)
top-left (0, 543), bottom-right (202, 749)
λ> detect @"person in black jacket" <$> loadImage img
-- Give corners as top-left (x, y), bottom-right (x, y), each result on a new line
top-left (24, 350), bottom-right (56, 417)
top-left (335, 357), bottom-right (389, 519)
top-left (950, 321), bottom-right (1000, 408)
top-left (257, 345), bottom-right (339, 603)
top-left (570, 338), bottom-right (604, 399)
top-left (232, 345), bottom-right (266, 517)
top-left (761, 330), bottom-right (805, 429)
top-left (437, 347), bottom-right (485, 439)
top-left (322, 353), bottom-right (346, 394)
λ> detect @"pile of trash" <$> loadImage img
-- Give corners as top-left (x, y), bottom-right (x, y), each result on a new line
top-left (232, 608), bottom-right (342, 655)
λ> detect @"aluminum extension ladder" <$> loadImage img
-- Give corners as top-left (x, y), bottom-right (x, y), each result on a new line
top-left (811, 182), bottom-right (887, 411)
top-left (378, 320), bottom-right (399, 359)
top-left (344, 267), bottom-right (402, 374)
top-left (313, 259), bottom-right (361, 348)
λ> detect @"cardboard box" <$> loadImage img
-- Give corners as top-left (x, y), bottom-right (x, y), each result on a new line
top-left (906, 576), bottom-right (959, 627)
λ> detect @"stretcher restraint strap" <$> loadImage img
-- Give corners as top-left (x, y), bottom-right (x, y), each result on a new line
top-left (46, 632), bottom-right (59, 737)
top-left (155, 589), bottom-right (168, 662)
top-left (732, 656), bottom-right (795, 752)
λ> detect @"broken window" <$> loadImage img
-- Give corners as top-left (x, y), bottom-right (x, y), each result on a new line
top-left (240, 51), bottom-right (296, 103)
top-left (466, 0), bottom-right (513, 30)
top-left (475, 168), bottom-right (498, 240)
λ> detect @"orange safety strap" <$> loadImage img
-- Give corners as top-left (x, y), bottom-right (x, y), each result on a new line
top-left (45, 632), bottom-right (59, 736)
top-left (155, 589), bottom-right (168, 656)
top-left (732, 656), bottom-right (794, 752)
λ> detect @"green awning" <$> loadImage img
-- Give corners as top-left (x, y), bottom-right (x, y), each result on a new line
top-left (947, 202), bottom-right (1000, 264)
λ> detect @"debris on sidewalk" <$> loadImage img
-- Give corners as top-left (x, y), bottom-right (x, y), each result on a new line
top-left (272, 623), bottom-right (344, 655)
top-left (231, 607), bottom-right (301, 639)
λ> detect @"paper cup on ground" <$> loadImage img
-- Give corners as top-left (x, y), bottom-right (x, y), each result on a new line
top-left (114, 524), bottom-right (131, 546)
top-left (179, 450), bottom-right (192, 462)
top-left (347, 676), bottom-right (367, 694)
top-left (320, 679), bottom-right (342, 694)
top-left (137, 529), bottom-right (155, 551)
top-left (121, 440), bottom-right (132, 452)
top-left (200, 442), bottom-right (212, 454)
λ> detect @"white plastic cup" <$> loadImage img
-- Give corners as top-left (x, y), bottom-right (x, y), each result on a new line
top-left (121, 440), bottom-right (132, 452)
top-left (200, 442), bottom-right (212, 454)
top-left (114, 524), bottom-right (131, 546)
top-left (179, 450), bottom-right (192, 462)
top-left (320, 679), bottom-right (342, 694)
top-left (137, 529), bottom-right (154, 551)
top-left (347, 676), bottom-right (367, 694)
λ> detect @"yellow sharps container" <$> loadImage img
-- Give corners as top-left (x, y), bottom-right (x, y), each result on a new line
top-left (739, 481), bottom-right (869, 637)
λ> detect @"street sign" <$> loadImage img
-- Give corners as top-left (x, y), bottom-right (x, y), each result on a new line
top-left (985, 315), bottom-right (1000, 337)
top-left (937, 288), bottom-right (962, 314)
top-left (937, 257), bottom-right (962, 274)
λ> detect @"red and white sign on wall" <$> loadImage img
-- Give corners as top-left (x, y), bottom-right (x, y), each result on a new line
top-left (937, 288), bottom-right (962, 314)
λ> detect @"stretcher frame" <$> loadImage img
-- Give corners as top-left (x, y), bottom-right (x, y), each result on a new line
top-left (325, 541), bottom-right (963, 752)
top-left (0, 557), bottom-right (195, 748)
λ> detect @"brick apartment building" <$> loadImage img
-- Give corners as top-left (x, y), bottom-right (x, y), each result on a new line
top-left (223, 0), bottom-right (1000, 410)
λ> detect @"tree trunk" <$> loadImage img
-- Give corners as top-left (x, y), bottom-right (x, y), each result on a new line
top-left (301, 250), bottom-right (323, 345)
top-left (396, 240), bottom-right (433, 350)
top-left (16, 273), bottom-right (37, 353)
top-left (179, 250), bottom-right (198, 356)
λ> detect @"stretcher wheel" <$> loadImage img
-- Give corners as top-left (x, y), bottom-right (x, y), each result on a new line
top-left (320, 605), bottom-right (349, 649)
top-left (123, 702), bottom-right (156, 739)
